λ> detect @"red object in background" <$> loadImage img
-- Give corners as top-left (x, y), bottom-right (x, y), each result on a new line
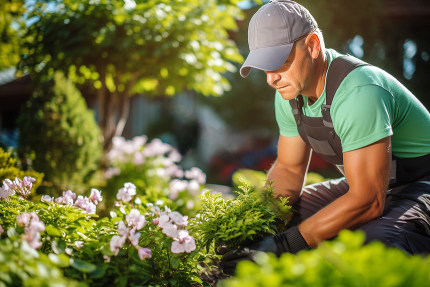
top-left (258, 156), bottom-right (276, 171)
top-left (308, 152), bottom-right (329, 171)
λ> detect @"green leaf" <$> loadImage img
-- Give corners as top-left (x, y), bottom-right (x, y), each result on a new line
top-left (51, 239), bottom-right (66, 254)
top-left (170, 256), bottom-right (181, 269)
top-left (45, 225), bottom-right (62, 237)
top-left (48, 253), bottom-right (70, 267)
top-left (70, 258), bottom-right (97, 273)
top-left (89, 264), bottom-right (106, 279)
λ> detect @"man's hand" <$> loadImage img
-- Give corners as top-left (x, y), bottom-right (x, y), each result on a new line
top-left (219, 227), bottom-right (309, 275)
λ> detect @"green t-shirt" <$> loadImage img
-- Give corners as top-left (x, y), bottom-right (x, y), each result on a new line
top-left (275, 48), bottom-right (430, 158)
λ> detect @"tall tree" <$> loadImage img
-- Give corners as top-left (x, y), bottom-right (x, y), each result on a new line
top-left (18, 0), bottom-right (245, 158)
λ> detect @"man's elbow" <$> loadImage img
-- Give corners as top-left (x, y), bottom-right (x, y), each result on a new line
top-left (368, 196), bottom-right (385, 219)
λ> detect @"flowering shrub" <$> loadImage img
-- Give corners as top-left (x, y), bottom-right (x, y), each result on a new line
top-left (0, 148), bottom-right (44, 197)
top-left (0, 177), bottom-right (211, 286)
top-left (105, 136), bottom-right (206, 217)
top-left (191, 178), bottom-right (292, 252)
top-left (220, 230), bottom-right (430, 287)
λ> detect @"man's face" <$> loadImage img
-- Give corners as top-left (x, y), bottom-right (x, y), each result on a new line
top-left (265, 43), bottom-right (311, 101)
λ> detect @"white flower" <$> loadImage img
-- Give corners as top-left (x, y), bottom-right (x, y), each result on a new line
top-left (187, 179), bottom-right (200, 195)
top-left (41, 195), bottom-right (53, 202)
top-left (103, 255), bottom-right (111, 263)
top-left (171, 230), bottom-right (196, 254)
top-left (75, 241), bottom-right (84, 249)
top-left (158, 214), bottom-right (170, 228)
top-left (162, 222), bottom-right (178, 238)
top-left (169, 211), bottom-right (188, 226)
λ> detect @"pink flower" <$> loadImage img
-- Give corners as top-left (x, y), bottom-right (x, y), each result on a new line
top-left (128, 231), bottom-right (141, 246)
top-left (3, 179), bottom-right (15, 190)
top-left (133, 152), bottom-right (145, 165)
top-left (116, 183), bottom-right (136, 203)
top-left (0, 224), bottom-right (4, 235)
top-left (23, 227), bottom-right (42, 249)
top-left (63, 190), bottom-right (77, 200)
top-left (17, 213), bottom-right (32, 227)
top-left (138, 248), bottom-right (152, 260)
top-left (171, 230), bottom-right (196, 254)
top-left (161, 222), bottom-right (178, 238)
top-left (110, 235), bottom-right (127, 256)
top-left (158, 214), bottom-right (170, 228)
top-left (74, 196), bottom-right (89, 209)
top-left (169, 211), bottom-right (188, 226)
top-left (117, 188), bottom-right (132, 202)
top-left (168, 149), bottom-right (182, 163)
top-left (29, 220), bottom-right (45, 233)
top-left (124, 182), bottom-right (137, 194)
top-left (0, 185), bottom-right (14, 199)
top-left (185, 167), bottom-right (206, 185)
top-left (117, 221), bottom-right (130, 236)
top-left (152, 218), bottom-right (159, 225)
top-left (89, 189), bottom-right (103, 205)
top-left (85, 202), bottom-right (96, 214)
top-left (41, 195), bottom-right (53, 202)
top-left (55, 197), bottom-right (64, 204)
top-left (103, 255), bottom-right (111, 263)
top-left (23, 176), bottom-right (36, 190)
top-left (126, 209), bottom-right (146, 230)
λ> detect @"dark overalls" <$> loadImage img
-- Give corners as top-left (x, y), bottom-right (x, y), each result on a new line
top-left (289, 55), bottom-right (430, 254)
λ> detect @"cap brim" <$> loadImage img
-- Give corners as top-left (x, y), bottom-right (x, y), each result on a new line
top-left (240, 43), bottom-right (294, 78)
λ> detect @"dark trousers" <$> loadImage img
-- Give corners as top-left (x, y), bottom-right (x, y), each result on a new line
top-left (292, 178), bottom-right (430, 255)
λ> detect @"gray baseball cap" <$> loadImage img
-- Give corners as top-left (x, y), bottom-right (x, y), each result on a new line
top-left (240, 0), bottom-right (318, 78)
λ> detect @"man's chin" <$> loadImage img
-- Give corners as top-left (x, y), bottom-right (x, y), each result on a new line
top-left (278, 91), bottom-right (299, 101)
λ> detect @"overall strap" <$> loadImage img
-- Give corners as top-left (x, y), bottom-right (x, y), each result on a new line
top-left (322, 55), bottom-right (370, 128)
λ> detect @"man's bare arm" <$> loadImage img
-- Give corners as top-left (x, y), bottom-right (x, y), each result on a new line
top-left (299, 137), bottom-right (392, 247)
top-left (267, 135), bottom-right (312, 204)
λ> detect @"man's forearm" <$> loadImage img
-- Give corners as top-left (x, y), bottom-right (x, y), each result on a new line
top-left (298, 189), bottom-right (384, 247)
top-left (266, 161), bottom-right (307, 204)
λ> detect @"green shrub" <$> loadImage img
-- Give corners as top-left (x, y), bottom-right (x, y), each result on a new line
top-left (17, 72), bottom-right (102, 196)
top-left (191, 178), bottom-right (292, 252)
top-left (220, 230), bottom-right (430, 287)
top-left (0, 147), bottom-right (44, 197)
top-left (0, 238), bottom-right (86, 287)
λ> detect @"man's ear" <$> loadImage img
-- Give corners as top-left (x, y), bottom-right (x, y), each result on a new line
top-left (306, 33), bottom-right (321, 59)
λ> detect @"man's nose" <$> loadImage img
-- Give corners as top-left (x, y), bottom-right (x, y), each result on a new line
top-left (266, 71), bottom-right (282, 86)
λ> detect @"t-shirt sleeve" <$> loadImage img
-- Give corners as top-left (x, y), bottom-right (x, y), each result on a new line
top-left (331, 84), bottom-right (395, 153)
top-left (274, 91), bottom-right (300, 137)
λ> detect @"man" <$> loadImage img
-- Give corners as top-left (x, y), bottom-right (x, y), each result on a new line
top-left (219, 0), bottom-right (430, 276)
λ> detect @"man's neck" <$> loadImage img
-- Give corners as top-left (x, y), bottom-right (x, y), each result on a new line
top-left (303, 54), bottom-right (328, 105)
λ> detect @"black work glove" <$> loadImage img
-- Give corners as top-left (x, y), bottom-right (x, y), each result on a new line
top-left (219, 226), bottom-right (309, 276)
